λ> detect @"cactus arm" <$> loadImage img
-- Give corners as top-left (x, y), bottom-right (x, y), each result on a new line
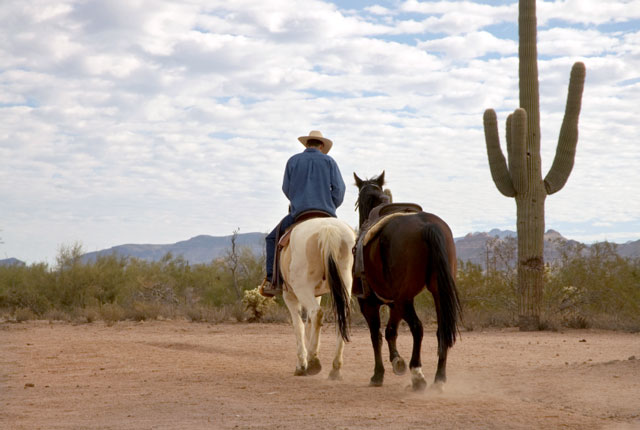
top-left (483, 109), bottom-right (516, 197)
top-left (544, 62), bottom-right (586, 195)
top-left (510, 108), bottom-right (529, 194)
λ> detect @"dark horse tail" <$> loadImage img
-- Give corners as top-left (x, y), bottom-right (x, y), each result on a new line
top-left (422, 224), bottom-right (462, 354)
top-left (327, 254), bottom-right (351, 342)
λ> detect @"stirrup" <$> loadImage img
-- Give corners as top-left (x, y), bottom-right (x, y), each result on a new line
top-left (259, 278), bottom-right (280, 297)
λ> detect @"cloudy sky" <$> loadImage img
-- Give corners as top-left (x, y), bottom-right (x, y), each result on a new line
top-left (1, 0), bottom-right (639, 264)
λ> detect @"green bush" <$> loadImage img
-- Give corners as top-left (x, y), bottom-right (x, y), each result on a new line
top-left (1, 237), bottom-right (638, 330)
top-left (0, 262), bottom-right (53, 314)
top-left (454, 259), bottom-right (518, 328)
top-left (453, 239), bottom-right (640, 331)
top-left (0, 241), bottom-right (267, 322)
top-left (545, 241), bottom-right (640, 330)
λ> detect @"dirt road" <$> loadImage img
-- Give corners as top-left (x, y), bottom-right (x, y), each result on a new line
top-left (2, 320), bottom-right (639, 429)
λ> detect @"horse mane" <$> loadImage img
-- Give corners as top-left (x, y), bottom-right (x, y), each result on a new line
top-left (354, 172), bottom-right (389, 228)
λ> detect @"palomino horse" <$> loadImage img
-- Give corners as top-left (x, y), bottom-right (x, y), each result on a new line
top-left (279, 217), bottom-right (356, 379)
top-left (354, 171), bottom-right (462, 391)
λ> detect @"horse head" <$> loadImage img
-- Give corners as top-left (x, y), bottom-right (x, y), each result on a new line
top-left (353, 171), bottom-right (391, 227)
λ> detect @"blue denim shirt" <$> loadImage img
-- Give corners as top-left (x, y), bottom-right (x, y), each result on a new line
top-left (282, 148), bottom-right (346, 219)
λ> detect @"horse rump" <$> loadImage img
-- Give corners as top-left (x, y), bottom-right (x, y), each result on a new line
top-left (317, 223), bottom-right (352, 343)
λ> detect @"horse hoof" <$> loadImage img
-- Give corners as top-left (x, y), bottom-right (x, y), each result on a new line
top-left (392, 357), bottom-right (407, 375)
top-left (429, 381), bottom-right (444, 393)
top-left (294, 367), bottom-right (307, 376)
top-left (328, 369), bottom-right (342, 381)
top-left (412, 378), bottom-right (427, 392)
top-left (369, 376), bottom-right (384, 387)
top-left (307, 358), bottom-right (322, 376)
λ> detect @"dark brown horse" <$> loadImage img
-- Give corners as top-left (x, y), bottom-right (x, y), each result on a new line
top-left (354, 171), bottom-right (462, 391)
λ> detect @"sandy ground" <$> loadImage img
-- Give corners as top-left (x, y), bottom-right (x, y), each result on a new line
top-left (1, 320), bottom-right (639, 430)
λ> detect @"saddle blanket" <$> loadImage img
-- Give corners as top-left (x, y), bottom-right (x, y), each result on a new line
top-left (362, 212), bottom-right (418, 246)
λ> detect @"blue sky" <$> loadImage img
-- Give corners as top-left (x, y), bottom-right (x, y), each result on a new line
top-left (1, 0), bottom-right (639, 264)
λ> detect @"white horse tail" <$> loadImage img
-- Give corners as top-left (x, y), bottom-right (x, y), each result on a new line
top-left (318, 223), bottom-right (352, 342)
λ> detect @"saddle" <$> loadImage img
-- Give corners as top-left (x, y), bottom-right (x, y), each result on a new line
top-left (352, 203), bottom-right (422, 300)
top-left (272, 210), bottom-right (332, 290)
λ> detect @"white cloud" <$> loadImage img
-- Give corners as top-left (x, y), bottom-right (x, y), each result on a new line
top-left (399, 0), bottom-right (516, 34)
top-left (365, 5), bottom-right (393, 16)
top-left (538, 0), bottom-right (640, 26)
top-left (419, 31), bottom-right (517, 60)
top-left (538, 28), bottom-right (621, 57)
top-left (0, 0), bottom-right (639, 264)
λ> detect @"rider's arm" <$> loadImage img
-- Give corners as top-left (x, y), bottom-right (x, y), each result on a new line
top-left (330, 160), bottom-right (346, 208)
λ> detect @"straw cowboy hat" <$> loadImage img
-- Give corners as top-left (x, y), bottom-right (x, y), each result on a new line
top-left (298, 130), bottom-right (333, 154)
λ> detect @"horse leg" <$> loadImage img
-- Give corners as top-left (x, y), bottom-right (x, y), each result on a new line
top-left (328, 333), bottom-right (345, 381)
top-left (329, 263), bottom-right (353, 381)
top-left (403, 301), bottom-right (427, 391)
top-left (386, 304), bottom-right (407, 376)
top-left (432, 344), bottom-right (448, 392)
top-left (283, 289), bottom-right (308, 376)
top-left (303, 294), bottom-right (324, 376)
top-left (430, 288), bottom-right (448, 390)
top-left (359, 297), bottom-right (385, 387)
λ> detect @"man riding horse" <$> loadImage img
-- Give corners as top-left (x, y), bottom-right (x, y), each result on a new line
top-left (259, 130), bottom-right (347, 297)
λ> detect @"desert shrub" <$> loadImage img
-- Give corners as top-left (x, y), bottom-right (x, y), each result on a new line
top-left (193, 263), bottom-right (238, 306)
top-left (14, 307), bottom-right (37, 322)
top-left (0, 262), bottom-right (53, 315)
top-left (3, 235), bottom-right (636, 330)
top-left (184, 304), bottom-right (210, 322)
top-left (100, 303), bottom-right (126, 325)
top-left (74, 306), bottom-right (100, 323)
top-left (260, 304), bottom-right (291, 323)
top-left (456, 259), bottom-right (518, 327)
top-left (88, 254), bottom-right (130, 304)
top-left (203, 303), bottom-right (249, 323)
top-left (455, 238), bottom-right (640, 330)
top-left (242, 288), bottom-right (276, 322)
top-left (43, 308), bottom-right (72, 322)
top-left (124, 302), bottom-right (164, 321)
top-left (546, 241), bottom-right (640, 329)
top-left (412, 290), bottom-right (438, 325)
top-left (50, 242), bottom-right (89, 308)
top-left (0, 240), bottom-right (271, 321)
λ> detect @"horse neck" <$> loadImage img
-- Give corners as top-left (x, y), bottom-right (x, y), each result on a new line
top-left (358, 196), bottom-right (383, 228)
top-left (358, 208), bottom-right (368, 228)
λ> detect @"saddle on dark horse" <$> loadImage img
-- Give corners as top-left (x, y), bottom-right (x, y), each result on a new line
top-left (352, 202), bottom-right (422, 300)
top-left (272, 210), bottom-right (332, 290)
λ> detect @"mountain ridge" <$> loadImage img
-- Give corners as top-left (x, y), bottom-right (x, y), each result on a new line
top-left (2, 229), bottom-right (638, 267)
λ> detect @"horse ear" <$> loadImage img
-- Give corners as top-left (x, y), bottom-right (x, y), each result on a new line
top-left (376, 170), bottom-right (385, 187)
top-left (353, 172), bottom-right (363, 188)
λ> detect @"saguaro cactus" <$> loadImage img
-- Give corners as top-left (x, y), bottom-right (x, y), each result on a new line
top-left (483, 0), bottom-right (586, 330)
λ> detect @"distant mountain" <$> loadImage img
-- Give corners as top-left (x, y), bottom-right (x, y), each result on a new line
top-left (454, 229), bottom-right (578, 268)
top-left (5, 229), bottom-right (637, 268)
top-left (79, 229), bottom-right (640, 267)
top-left (486, 228), bottom-right (517, 239)
top-left (454, 229), bottom-right (640, 268)
top-left (0, 257), bottom-right (25, 267)
top-left (81, 233), bottom-right (266, 265)
top-left (617, 239), bottom-right (640, 259)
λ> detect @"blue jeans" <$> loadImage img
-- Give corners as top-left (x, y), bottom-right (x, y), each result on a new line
top-left (265, 214), bottom-right (295, 281)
